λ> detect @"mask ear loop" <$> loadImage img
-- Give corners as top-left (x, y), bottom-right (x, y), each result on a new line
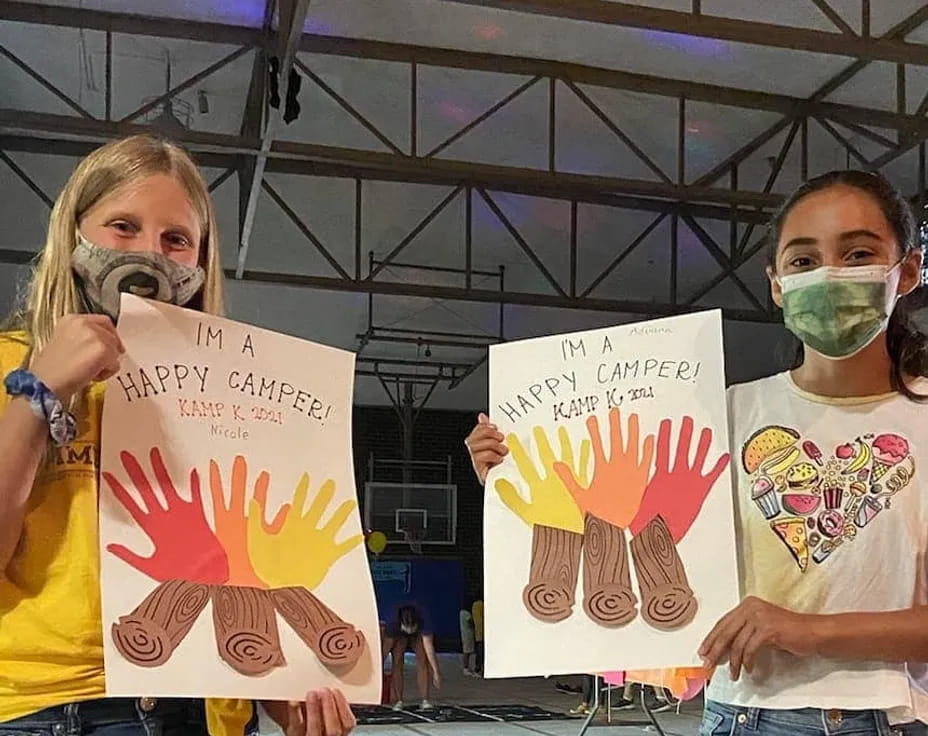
top-left (890, 254), bottom-right (925, 301)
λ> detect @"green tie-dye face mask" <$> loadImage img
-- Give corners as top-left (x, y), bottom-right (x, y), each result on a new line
top-left (779, 265), bottom-right (898, 360)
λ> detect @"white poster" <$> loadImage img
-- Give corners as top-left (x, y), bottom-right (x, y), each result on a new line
top-left (485, 311), bottom-right (738, 677)
top-left (100, 295), bottom-right (380, 702)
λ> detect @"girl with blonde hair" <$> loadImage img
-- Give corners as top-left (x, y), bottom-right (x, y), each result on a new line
top-left (0, 135), bottom-right (354, 736)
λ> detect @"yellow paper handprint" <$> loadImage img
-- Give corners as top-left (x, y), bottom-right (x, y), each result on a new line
top-left (247, 473), bottom-right (363, 590)
top-left (495, 425), bottom-right (590, 533)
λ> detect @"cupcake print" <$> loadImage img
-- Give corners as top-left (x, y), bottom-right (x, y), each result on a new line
top-left (752, 477), bottom-right (779, 520)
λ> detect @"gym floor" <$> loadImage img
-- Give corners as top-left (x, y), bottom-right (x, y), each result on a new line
top-left (358, 654), bottom-right (705, 735)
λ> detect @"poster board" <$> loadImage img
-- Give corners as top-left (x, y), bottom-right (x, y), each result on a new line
top-left (99, 295), bottom-right (380, 702)
top-left (485, 311), bottom-right (738, 677)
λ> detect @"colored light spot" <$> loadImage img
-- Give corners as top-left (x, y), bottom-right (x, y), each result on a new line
top-left (641, 30), bottom-right (731, 58)
top-left (439, 101), bottom-right (473, 123)
top-left (475, 23), bottom-right (505, 40)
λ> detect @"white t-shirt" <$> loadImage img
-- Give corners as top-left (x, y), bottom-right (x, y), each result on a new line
top-left (706, 372), bottom-right (928, 722)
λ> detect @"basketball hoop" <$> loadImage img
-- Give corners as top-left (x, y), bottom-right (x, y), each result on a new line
top-left (403, 528), bottom-right (425, 555)
top-left (396, 507), bottom-right (427, 555)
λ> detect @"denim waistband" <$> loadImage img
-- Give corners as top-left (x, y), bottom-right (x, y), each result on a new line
top-left (705, 700), bottom-right (925, 736)
top-left (4, 697), bottom-right (205, 729)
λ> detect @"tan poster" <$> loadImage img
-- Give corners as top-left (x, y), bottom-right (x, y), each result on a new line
top-left (485, 311), bottom-right (739, 676)
top-left (99, 295), bottom-right (380, 702)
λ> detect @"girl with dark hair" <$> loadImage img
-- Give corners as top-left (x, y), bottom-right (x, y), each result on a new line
top-left (467, 170), bottom-right (928, 735)
top-left (383, 603), bottom-right (441, 710)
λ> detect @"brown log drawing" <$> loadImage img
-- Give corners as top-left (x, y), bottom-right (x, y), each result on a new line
top-left (112, 579), bottom-right (209, 667)
top-left (211, 585), bottom-right (286, 676)
top-left (582, 514), bottom-right (638, 627)
top-left (522, 523), bottom-right (583, 622)
top-left (270, 586), bottom-right (366, 668)
top-left (629, 515), bottom-right (697, 631)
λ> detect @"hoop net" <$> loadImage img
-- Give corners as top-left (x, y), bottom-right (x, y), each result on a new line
top-left (403, 528), bottom-right (425, 555)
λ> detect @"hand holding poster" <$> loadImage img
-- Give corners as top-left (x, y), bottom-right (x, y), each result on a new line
top-left (485, 311), bottom-right (738, 677)
top-left (99, 295), bottom-right (380, 701)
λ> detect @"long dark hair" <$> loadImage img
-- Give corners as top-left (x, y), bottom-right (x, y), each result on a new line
top-left (768, 170), bottom-right (928, 401)
top-left (397, 604), bottom-right (421, 632)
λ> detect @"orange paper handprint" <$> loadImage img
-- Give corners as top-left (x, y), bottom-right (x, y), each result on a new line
top-left (209, 456), bottom-right (289, 587)
top-left (555, 409), bottom-right (655, 529)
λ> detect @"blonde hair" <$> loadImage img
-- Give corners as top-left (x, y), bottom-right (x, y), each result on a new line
top-left (14, 134), bottom-right (225, 361)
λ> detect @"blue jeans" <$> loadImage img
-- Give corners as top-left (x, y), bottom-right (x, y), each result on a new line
top-left (702, 700), bottom-right (928, 736)
top-left (0, 698), bottom-right (211, 735)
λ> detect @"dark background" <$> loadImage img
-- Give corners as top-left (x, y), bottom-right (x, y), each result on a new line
top-left (353, 405), bottom-right (484, 650)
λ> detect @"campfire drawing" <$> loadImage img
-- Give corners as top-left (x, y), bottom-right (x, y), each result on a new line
top-left (104, 449), bottom-right (366, 676)
top-left (496, 410), bottom-right (730, 631)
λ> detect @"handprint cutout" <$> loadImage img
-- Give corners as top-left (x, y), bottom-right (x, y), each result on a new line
top-left (630, 416), bottom-right (730, 543)
top-left (104, 447), bottom-right (230, 584)
top-left (555, 409), bottom-right (655, 530)
top-left (495, 425), bottom-right (590, 534)
top-left (209, 456), bottom-right (289, 587)
top-left (247, 473), bottom-right (363, 590)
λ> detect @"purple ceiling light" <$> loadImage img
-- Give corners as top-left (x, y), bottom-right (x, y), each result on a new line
top-left (641, 29), bottom-right (732, 59)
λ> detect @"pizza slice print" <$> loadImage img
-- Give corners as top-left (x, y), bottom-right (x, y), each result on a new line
top-left (742, 426), bottom-right (915, 572)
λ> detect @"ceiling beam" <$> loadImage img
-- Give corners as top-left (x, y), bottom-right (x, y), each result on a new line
top-left (237, 0), bottom-right (276, 245)
top-left (227, 268), bottom-right (779, 323)
top-left (2, 3), bottom-right (924, 134)
top-left (236, 0), bottom-right (312, 278)
top-left (443, 0), bottom-right (928, 65)
top-left (0, 1), bottom-right (261, 46)
top-left (0, 109), bottom-right (785, 212)
top-left (0, 247), bottom-right (778, 322)
top-left (298, 36), bottom-right (923, 134)
top-left (692, 5), bottom-right (928, 187)
top-left (0, 131), bottom-right (770, 223)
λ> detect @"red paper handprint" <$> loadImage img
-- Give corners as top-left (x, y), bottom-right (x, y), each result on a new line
top-left (629, 416), bottom-right (730, 543)
top-left (104, 448), bottom-right (230, 584)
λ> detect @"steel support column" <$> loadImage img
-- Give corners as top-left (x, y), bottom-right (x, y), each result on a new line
top-left (236, 0), bottom-right (312, 278)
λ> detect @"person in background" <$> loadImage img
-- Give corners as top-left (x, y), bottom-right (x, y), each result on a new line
top-left (568, 676), bottom-right (636, 716)
top-left (472, 596), bottom-right (485, 675)
top-left (382, 603), bottom-right (441, 710)
top-left (460, 597), bottom-right (477, 677)
top-left (466, 170), bottom-right (928, 735)
top-left (569, 675), bottom-right (598, 716)
top-left (0, 134), bottom-right (354, 736)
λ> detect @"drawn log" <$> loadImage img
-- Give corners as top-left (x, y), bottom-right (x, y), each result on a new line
top-left (522, 523), bottom-right (583, 623)
top-left (211, 585), bottom-right (285, 676)
top-left (271, 586), bottom-right (366, 668)
top-left (629, 515), bottom-right (697, 631)
top-left (112, 579), bottom-right (209, 667)
top-left (582, 514), bottom-right (638, 627)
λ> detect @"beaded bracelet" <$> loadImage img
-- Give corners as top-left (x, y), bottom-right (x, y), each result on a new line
top-left (4, 369), bottom-right (78, 447)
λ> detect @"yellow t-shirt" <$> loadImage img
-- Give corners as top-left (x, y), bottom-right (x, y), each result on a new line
top-left (472, 600), bottom-right (484, 642)
top-left (0, 332), bottom-right (252, 734)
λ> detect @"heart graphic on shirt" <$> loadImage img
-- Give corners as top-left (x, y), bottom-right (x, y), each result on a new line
top-left (741, 426), bottom-right (915, 572)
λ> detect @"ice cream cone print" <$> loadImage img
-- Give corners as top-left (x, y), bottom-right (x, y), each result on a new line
top-left (872, 460), bottom-right (892, 482)
top-left (870, 434), bottom-right (909, 485)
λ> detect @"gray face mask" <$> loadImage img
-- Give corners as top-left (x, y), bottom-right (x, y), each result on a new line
top-left (71, 232), bottom-right (205, 321)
